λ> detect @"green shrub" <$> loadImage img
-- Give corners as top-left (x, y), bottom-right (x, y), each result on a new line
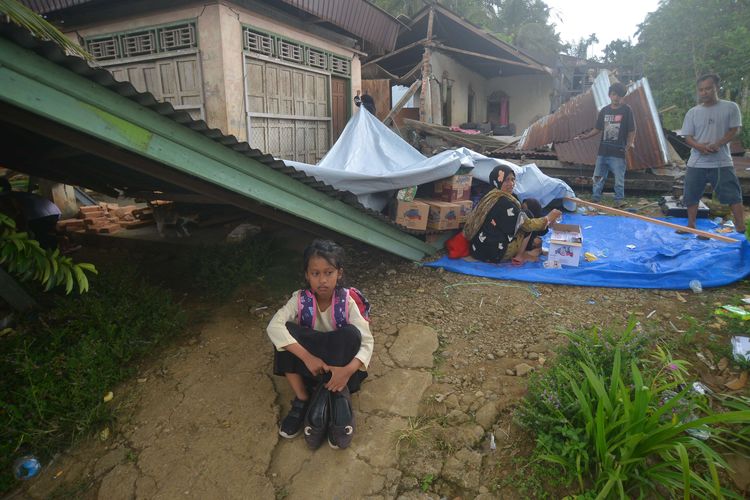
top-left (518, 322), bottom-right (750, 499)
top-left (0, 265), bottom-right (185, 493)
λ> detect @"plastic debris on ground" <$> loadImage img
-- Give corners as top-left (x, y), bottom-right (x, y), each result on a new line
top-left (659, 389), bottom-right (710, 440)
top-left (587, 299), bottom-right (596, 305)
top-left (583, 252), bottom-right (598, 262)
top-left (528, 285), bottom-right (541, 298)
top-left (731, 336), bottom-right (750, 361)
top-left (715, 305), bottom-right (750, 320)
top-left (13, 456), bottom-right (41, 480)
top-left (689, 280), bottom-right (702, 293)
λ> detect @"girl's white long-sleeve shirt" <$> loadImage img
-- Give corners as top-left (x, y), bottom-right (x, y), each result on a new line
top-left (266, 290), bottom-right (374, 369)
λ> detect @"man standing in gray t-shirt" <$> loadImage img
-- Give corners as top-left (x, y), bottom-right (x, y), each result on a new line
top-left (679, 73), bottom-right (744, 235)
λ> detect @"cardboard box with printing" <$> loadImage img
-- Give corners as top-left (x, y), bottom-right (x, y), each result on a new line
top-left (433, 174), bottom-right (472, 202)
top-left (455, 200), bottom-right (473, 224)
top-left (548, 223), bottom-right (583, 267)
top-left (392, 199), bottom-right (429, 231)
top-left (423, 199), bottom-right (460, 231)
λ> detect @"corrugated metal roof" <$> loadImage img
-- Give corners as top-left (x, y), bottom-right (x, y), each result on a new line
top-left (520, 73), bottom-right (670, 169)
top-left (626, 77), bottom-right (670, 168)
top-left (19, 0), bottom-right (94, 14)
top-left (518, 91), bottom-right (597, 149)
top-left (277, 0), bottom-right (400, 51)
top-left (20, 0), bottom-right (401, 51)
top-left (553, 136), bottom-right (599, 166)
top-left (0, 22), bottom-right (428, 238)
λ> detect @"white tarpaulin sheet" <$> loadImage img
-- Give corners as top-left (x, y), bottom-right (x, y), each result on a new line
top-left (286, 108), bottom-right (576, 211)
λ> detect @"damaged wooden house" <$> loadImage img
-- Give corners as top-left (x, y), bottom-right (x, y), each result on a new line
top-left (361, 3), bottom-right (554, 154)
top-left (28, 0), bottom-right (403, 164)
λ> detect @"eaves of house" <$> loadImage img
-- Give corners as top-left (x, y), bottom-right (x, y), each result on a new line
top-left (0, 23), bottom-right (434, 260)
top-left (19, 0), bottom-right (403, 52)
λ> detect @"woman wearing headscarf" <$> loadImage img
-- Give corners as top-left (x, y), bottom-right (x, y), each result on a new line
top-left (463, 165), bottom-right (562, 263)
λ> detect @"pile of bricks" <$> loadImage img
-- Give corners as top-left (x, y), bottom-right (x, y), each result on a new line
top-left (56, 203), bottom-right (154, 235)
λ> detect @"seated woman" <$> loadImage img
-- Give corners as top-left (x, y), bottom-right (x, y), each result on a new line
top-left (463, 166), bottom-right (561, 264)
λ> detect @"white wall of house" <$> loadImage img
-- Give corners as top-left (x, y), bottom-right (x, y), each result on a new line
top-left (68, 2), bottom-right (361, 144)
top-left (427, 51), bottom-right (553, 131)
top-left (487, 73), bottom-right (554, 132)
top-left (429, 51), bottom-right (487, 126)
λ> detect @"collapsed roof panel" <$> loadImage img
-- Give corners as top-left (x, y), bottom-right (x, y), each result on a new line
top-left (0, 22), bottom-right (434, 260)
top-left (369, 4), bottom-right (548, 79)
top-left (519, 72), bottom-right (670, 169)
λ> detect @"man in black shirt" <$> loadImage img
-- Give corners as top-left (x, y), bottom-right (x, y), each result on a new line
top-left (576, 82), bottom-right (636, 208)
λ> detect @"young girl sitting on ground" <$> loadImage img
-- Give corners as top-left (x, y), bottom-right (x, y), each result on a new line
top-left (266, 239), bottom-right (373, 450)
top-left (521, 198), bottom-right (549, 253)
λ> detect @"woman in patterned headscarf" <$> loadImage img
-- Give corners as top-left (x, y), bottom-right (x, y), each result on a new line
top-left (463, 165), bottom-right (561, 263)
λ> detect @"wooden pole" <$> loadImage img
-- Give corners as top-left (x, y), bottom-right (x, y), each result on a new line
top-left (383, 79), bottom-right (420, 126)
top-left (565, 197), bottom-right (738, 243)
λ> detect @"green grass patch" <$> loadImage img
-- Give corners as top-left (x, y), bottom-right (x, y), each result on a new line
top-left (0, 265), bottom-right (185, 494)
top-left (517, 320), bottom-right (750, 498)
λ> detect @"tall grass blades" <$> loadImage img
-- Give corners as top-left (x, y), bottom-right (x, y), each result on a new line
top-left (518, 322), bottom-right (750, 498)
top-left (0, 265), bottom-right (185, 493)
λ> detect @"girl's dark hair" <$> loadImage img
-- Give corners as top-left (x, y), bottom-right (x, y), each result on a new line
top-left (522, 198), bottom-right (543, 218)
top-left (303, 239), bottom-right (345, 273)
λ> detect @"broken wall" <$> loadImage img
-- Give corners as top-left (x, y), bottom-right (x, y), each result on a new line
top-left (487, 73), bottom-right (554, 134)
top-left (429, 51), bottom-right (487, 126)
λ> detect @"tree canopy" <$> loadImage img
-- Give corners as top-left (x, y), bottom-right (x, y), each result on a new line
top-left (601, 0), bottom-right (749, 142)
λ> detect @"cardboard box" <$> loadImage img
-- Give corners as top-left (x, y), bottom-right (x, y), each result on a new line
top-left (422, 199), bottom-right (460, 231)
top-left (392, 199), bottom-right (429, 231)
top-left (548, 223), bottom-right (583, 267)
top-left (433, 174), bottom-right (473, 202)
top-left (455, 200), bottom-right (473, 224)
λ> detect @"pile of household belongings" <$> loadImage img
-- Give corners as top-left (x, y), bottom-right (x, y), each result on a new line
top-left (285, 107), bottom-right (576, 214)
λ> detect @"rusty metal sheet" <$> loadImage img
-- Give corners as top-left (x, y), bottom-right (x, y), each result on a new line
top-left (519, 91), bottom-right (597, 149)
top-left (521, 74), bottom-right (670, 170)
top-left (554, 136), bottom-right (598, 166)
top-left (280, 0), bottom-right (401, 52)
top-left (623, 78), bottom-right (670, 170)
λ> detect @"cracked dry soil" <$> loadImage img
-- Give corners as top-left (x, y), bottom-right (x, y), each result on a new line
top-left (9, 242), bottom-right (748, 500)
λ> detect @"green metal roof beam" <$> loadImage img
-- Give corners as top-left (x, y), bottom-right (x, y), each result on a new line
top-left (0, 38), bottom-right (434, 260)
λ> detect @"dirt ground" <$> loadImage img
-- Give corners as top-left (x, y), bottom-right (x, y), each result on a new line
top-left (6, 210), bottom-right (750, 499)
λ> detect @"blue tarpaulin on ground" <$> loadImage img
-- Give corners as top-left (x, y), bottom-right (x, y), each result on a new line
top-left (424, 214), bottom-right (750, 290)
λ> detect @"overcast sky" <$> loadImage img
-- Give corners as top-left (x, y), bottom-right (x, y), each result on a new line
top-left (544, 0), bottom-right (661, 58)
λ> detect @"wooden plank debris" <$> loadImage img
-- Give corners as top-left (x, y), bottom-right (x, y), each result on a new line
top-left (566, 197), bottom-right (737, 243)
top-left (403, 118), bottom-right (511, 153)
